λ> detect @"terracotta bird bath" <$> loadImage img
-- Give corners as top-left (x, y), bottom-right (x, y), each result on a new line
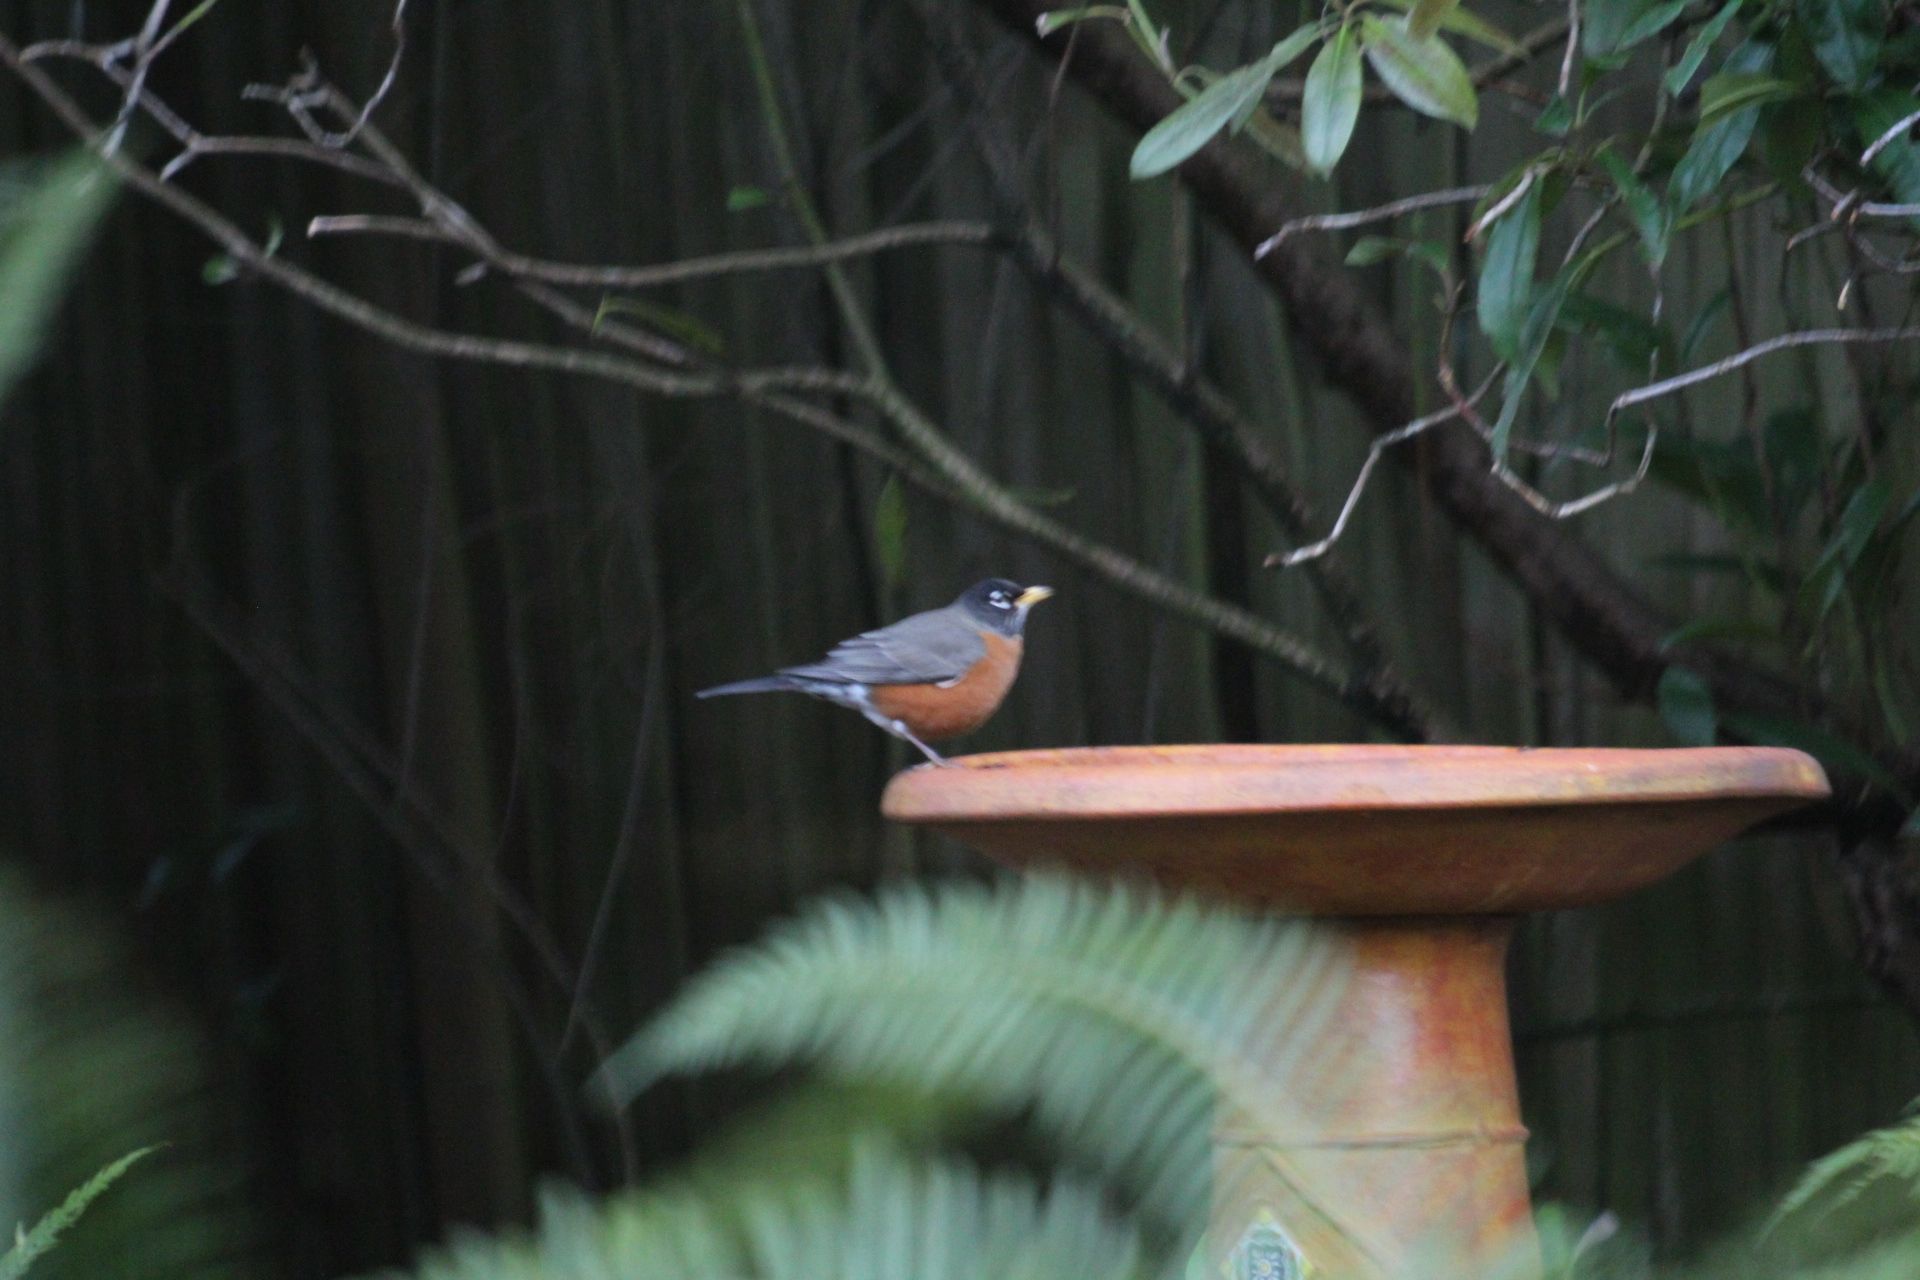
top-left (882, 745), bottom-right (1828, 1277)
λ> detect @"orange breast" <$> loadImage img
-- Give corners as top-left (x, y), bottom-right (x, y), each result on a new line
top-left (867, 632), bottom-right (1024, 741)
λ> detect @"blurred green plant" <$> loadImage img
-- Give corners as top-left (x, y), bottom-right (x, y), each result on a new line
top-left (0, 1149), bottom-right (155, 1280)
top-left (0, 866), bottom-right (248, 1279)
top-left (349, 875), bottom-right (1920, 1279)
top-left (0, 149), bottom-right (117, 416)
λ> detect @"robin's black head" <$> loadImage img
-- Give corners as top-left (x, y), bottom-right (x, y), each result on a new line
top-left (956, 578), bottom-right (1054, 636)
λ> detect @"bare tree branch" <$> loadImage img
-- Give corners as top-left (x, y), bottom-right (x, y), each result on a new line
top-left (1254, 186), bottom-right (1487, 259)
top-left (307, 214), bottom-right (1004, 287)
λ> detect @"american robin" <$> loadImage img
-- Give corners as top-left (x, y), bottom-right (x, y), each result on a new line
top-left (697, 578), bottom-right (1054, 765)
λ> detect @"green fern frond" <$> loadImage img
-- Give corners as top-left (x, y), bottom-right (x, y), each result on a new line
top-left (1768, 1104), bottom-right (1920, 1234)
top-left (0, 1148), bottom-right (154, 1280)
top-left (0, 865), bottom-right (249, 1278)
top-left (385, 1145), bottom-right (1149, 1280)
top-left (596, 874), bottom-right (1369, 1261)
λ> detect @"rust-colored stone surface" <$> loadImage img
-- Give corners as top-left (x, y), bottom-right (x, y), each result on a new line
top-left (882, 745), bottom-right (1830, 916)
top-left (881, 746), bottom-right (1830, 1275)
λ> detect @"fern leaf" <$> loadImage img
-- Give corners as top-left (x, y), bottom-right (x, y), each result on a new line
top-left (596, 875), bottom-right (1374, 1263)
top-left (0, 866), bottom-right (250, 1279)
top-left (384, 1145), bottom-right (1149, 1280)
top-left (1769, 1106), bottom-right (1920, 1234)
top-left (0, 1147), bottom-right (154, 1280)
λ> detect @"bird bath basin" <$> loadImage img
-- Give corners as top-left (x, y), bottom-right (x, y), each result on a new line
top-left (882, 745), bottom-right (1829, 1276)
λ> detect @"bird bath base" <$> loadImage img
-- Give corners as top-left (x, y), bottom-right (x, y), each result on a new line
top-left (882, 746), bottom-right (1828, 1276)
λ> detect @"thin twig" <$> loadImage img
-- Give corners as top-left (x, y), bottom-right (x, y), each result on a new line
top-left (246, 0), bottom-right (408, 149)
top-left (1464, 169), bottom-right (1536, 243)
top-left (1255, 185), bottom-right (1488, 259)
top-left (1268, 374), bottom-right (1498, 568)
top-left (1609, 325), bottom-right (1920, 421)
top-left (1861, 105), bottom-right (1920, 167)
top-left (1557, 0), bottom-right (1580, 99)
top-left (307, 213), bottom-right (1002, 287)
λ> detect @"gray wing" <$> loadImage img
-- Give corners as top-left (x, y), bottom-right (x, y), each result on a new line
top-left (779, 605), bottom-right (984, 686)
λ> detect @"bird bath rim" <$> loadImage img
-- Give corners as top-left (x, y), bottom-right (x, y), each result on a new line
top-left (882, 744), bottom-right (1828, 817)
top-left (881, 745), bottom-right (1830, 916)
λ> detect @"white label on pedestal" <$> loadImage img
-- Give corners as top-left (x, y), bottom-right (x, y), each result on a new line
top-left (1230, 1210), bottom-right (1308, 1280)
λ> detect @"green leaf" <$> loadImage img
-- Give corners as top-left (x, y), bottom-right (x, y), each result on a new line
top-left (0, 150), bottom-right (118, 415)
top-left (1761, 92), bottom-right (1826, 185)
top-left (1596, 149), bottom-right (1670, 267)
top-left (1657, 667), bottom-right (1718, 746)
top-left (0, 1148), bottom-right (155, 1280)
top-left (1132, 59), bottom-right (1274, 178)
top-left (1241, 112), bottom-right (1310, 167)
top-left (1697, 72), bottom-right (1801, 125)
top-left (1346, 236), bottom-right (1402, 266)
top-left (1659, 616), bottom-right (1779, 649)
top-left (1129, 27), bottom-right (1323, 180)
top-left (1584, 0), bottom-right (1661, 56)
top-left (1302, 25), bottom-right (1364, 175)
top-left (1614, 0), bottom-right (1691, 50)
top-left (598, 875), bottom-right (1367, 1260)
top-left (1804, 0), bottom-right (1883, 91)
top-left (1035, 5), bottom-right (1130, 37)
top-left (1476, 178), bottom-right (1541, 361)
top-left (593, 295), bottom-right (726, 356)
top-left (1376, 0), bottom-right (1527, 53)
top-left (1360, 16), bottom-right (1479, 128)
top-left (873, 474), bottom-right (908, 591)
top-left (1667, 43), bottom-right (1773, 214)
top-left (1488, 273), bottom-right (1573, 461)
top-left (403, 1143), bottom-right (1158, 1280)
top-left (1679, 287), bottom-right (1731, 362)
top-left (1800, 477), bottom-right (1894, 622)
top-left (1665, 0), bottom-right (1744, 95)
top-left (1345, 236), bottom-right (1450, 275)
top-left (1408, 0), bottom-right (1461, 42)
top-left (1535, 96), bottom-right (1574, 136)
top-left (1560, 292), bottom-right (1667, 370)
top-left (200, 255), bottom-right (239, 286)
top-left (726, 185), bottom-right (770, 212)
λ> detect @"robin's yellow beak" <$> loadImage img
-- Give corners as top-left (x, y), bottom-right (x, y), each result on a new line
top-left (1015, 585), bottom-right (1054, 608)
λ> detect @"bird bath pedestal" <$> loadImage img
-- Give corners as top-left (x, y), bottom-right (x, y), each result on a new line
top-left (882, 746), bottom-right (1828, 1277)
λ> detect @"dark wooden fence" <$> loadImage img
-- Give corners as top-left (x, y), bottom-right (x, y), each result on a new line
top-left (0, 0), bottom-right (1912, 1273)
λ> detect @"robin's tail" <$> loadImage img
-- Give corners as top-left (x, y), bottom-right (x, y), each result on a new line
top-left (696, 675), bottom-right (795, 698)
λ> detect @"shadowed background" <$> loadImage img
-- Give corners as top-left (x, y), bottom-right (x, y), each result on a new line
top-left (0, 0), bottom-right (1913, 1275)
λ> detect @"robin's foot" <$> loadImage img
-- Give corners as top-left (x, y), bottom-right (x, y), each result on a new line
top-left (891, 721), bottom-right (949, 766)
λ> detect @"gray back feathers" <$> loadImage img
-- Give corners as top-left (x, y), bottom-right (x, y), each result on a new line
top-left (777, 604), bottom-right (984, 687)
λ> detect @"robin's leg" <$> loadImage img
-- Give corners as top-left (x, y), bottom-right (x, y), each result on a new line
top-left (842, 686), bottom-right (951, 766)
top-left (886, 719), bottom-right (949, 767)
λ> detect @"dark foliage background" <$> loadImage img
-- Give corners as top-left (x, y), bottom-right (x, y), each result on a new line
top-left (0, 0), bottom-right (1914, 1275)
